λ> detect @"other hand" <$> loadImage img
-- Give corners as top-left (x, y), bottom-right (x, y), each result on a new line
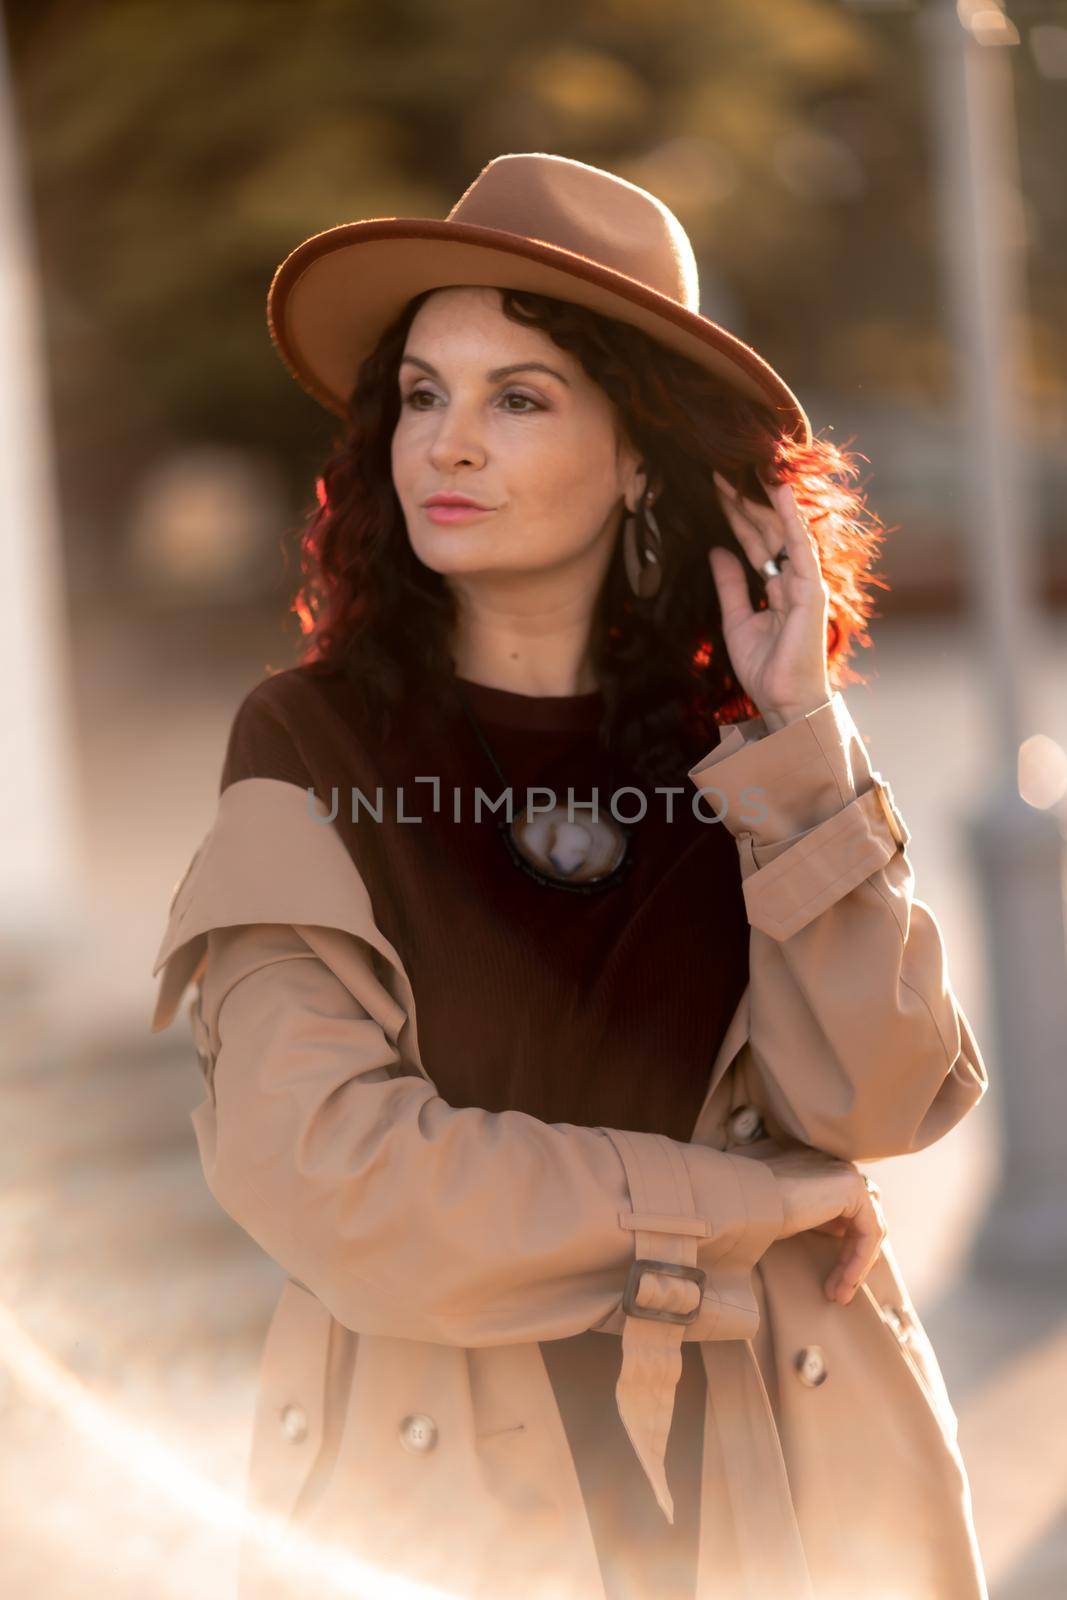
top-left (759, 1144), bottom-right (887, 1306)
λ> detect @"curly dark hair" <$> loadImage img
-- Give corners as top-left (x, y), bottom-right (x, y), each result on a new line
top-left (289, 286), bottom-right (889, 788)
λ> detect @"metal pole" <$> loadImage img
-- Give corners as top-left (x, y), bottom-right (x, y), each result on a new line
top-left (0, 14), bottom-right (86, 1005)
top-left (918, 0), bottom-right (1067, 1277)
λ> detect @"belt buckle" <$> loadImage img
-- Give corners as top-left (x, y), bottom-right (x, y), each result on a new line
top-left (871, 774), bottom-right (910, 849)
top-left (622, 1258), bottom-right (706, 1324)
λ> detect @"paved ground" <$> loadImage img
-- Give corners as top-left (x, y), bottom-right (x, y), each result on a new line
top-left (2, 601), bottom-right (1066, 1597)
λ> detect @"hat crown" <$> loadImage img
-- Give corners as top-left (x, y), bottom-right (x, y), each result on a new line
top-left (446, 153), bottom-right (701, 313)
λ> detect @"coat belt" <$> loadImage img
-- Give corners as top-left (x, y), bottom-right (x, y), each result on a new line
top-left (603, 1129), bottom-right (706, 1523)
top-left (602, 1130), bottom-right (813, 1596)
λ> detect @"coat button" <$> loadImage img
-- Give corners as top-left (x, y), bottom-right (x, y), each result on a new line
top-left (399, 1412), bottom-right (439, 1453)
top-left (279, 1404), bottom-right (308, 1443)
top-left (794, 1346), bottom-right (829, 1387)
top-left (726, 1104), bottom-right (765, 1144)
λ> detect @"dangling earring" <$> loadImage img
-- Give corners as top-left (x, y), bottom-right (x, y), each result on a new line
top-left (623, 490), bottom-right (663, 599)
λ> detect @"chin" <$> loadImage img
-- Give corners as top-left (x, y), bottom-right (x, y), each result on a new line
top-left (409, 530), bottom-right (540, 579)
top-left (408, 530), bottom-right (493, 572)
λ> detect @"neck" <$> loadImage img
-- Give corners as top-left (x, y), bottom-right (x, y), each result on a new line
top-left (450, 626), bottom-right (600, 697)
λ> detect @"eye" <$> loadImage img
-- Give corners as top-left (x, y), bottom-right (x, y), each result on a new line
top-left (498, 390), bottom-right (545, 413)
top-left (402, 386), bottom-right (438, 410)
top-left (400, 386), bottom-right (546, 413)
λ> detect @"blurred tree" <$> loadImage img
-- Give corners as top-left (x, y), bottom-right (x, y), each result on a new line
top-left (3, 0), bottom-right (1064, 597)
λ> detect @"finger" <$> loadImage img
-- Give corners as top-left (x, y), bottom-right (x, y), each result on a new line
top-left (811, 1218), bottom-right (849, 1238)
top-left (712, 470), bottom-right (780, 563)
top-left (762, 479), bottom-right (824, 586)
top-left (826, 1229), bottom-right (884, 1305)
top-left (824, 1236), bottom-right (872, 1304)
top-left (723, 470), bottom-right (825, 597)
top-left (712, 472), bottom-right (790, 615)
top-left (824, 1208), bottom-right (886, 1305)
top-left (713, 470), bottom-right (786, 562)
top-left (708, 545), bottom-right (757, 631)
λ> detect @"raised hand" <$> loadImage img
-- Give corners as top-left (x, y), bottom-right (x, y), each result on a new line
top-left (709, 470), bottom-right (832, 728)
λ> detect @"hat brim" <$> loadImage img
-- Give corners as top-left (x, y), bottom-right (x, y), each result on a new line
top-left (266, 218), bottom-right (811, 447)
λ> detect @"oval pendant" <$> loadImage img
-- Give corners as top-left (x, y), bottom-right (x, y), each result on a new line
top-left (500, 803), bottom-right (634, 894)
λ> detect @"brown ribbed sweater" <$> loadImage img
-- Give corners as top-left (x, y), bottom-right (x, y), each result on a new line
top-left (219, 662), bottom-right (751, 1599)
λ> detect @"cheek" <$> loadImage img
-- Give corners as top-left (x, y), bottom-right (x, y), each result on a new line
top-left (391, 410), bottom-right (438, 480)
top-left (390, 425), bottom-right (414, 494)
top-left (520, 423), bottom-right (619, 513)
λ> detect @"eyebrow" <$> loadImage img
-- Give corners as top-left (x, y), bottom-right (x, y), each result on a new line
top-left (399, 355), bottom-right (571, 387)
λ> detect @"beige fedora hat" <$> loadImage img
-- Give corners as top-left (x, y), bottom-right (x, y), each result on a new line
top-left (266, 151), bottom-right (812, 447)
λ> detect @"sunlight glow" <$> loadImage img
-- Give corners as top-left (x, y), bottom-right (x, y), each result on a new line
top-left (0, 1299), bottom-right (467, 1600)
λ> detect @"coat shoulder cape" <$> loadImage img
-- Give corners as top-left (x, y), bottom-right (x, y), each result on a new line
top-left (152, 664), bottom-right (420, 1038)
top-left (152, 775), bottom-right (411, 1042)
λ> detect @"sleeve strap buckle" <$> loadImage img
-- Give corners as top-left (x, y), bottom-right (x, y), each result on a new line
top-left (622, 1258), bottom-right (707, 1324)
top-left (871, 774), bottom-right (910, 849)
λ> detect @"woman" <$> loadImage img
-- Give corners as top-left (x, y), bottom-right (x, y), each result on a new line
top-left (151, 154), bottom-right (989, 1600)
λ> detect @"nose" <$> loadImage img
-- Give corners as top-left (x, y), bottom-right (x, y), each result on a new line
top-left (426, 399), bottom-right (488, 472)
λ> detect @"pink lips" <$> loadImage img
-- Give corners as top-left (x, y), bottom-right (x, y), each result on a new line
top-left (423, 502), bottom-right (495, 524)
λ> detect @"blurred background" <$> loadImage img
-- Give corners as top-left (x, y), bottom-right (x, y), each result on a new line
top-left (1, 0), bottom-right (1065, 1595)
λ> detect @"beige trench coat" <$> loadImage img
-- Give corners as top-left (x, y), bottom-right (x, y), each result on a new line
top-left (150, 691), bottom-right (990, 1600)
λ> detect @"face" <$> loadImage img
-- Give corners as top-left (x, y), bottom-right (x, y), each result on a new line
top-left (390, 286), bottom-right (647, 605)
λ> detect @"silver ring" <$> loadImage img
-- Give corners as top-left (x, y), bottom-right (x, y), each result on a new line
top-left (759, 546), bottom-right (789, 585)
top-left (863, 1175), bottom-right (879, 1195)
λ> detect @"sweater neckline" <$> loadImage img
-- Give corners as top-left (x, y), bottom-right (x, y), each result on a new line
top-left (453, 674), bottom-right (604, 734)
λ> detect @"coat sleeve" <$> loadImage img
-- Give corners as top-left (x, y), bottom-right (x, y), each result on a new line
top-left (686, 692), bottom-right (989, 1162)
top-left (186, 917), bottom-right (786, 1350)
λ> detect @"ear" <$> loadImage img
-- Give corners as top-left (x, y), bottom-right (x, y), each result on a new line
top-left (620, 449), bottom-right (655, 515)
